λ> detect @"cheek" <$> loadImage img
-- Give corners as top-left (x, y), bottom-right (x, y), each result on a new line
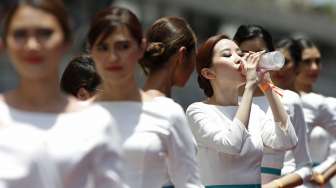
top-left (123, 50), bottom-right (141, 67)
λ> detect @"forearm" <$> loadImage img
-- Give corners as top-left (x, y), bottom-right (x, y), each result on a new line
top-left (264, 88), bottom-right (288, 129)
top-left (235, 83), bottom-right (256, 127)
top-left (263, 173), bottom-right (303, 188)
top-left (311, 162), bottom-right (336, 185)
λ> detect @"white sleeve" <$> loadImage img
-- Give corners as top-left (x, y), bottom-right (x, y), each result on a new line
top-left (165, 105), bottom-right (204, 188)
top-left (313, 157), bottom-right (336, 174)
top-left (291, 102), bottom-right (312, 180)
top-left (259, 106), bottom-right (298, 151)
top-left (294, 166), bottom-right (312, 182)
top-left (316, 97), bottom-right (336, 137)
top-left (313, 140), bottom-right (336, 174)
top-left (186, 104), bottom-right (249, 155)
top-left (92, 120), bottom-right (127, 188)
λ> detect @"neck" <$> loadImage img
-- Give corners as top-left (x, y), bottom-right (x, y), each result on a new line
top-left (209, 83), bottom-right (239, 106)
top-left (295, 81), bottom-right (313, 93)
top-left (6, 75), bottom-right (67, 112)
top-left (98, 77), bottom-right (143, 101)
top-left (143, 69), bottom-right (173, 97)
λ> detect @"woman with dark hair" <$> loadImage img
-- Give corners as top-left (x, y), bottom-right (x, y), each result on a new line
top-left (186, 34), bottom-right (296, 187)
top-left (61, 55), bottom-right (101, 100)
top-left (140, 16), bottom-right (197, 97)
top-left (278, 36), bottom-right (336, 187)
top-left (0, 0), bottom-right (124, 187)
top-left (233, 25), bottom-right (309, 188)
top-left (88, 6), bottom-right (203, 188)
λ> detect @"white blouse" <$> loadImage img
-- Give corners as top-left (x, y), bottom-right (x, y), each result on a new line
top-left (301, 93), bottom-right (336, 171)
top-left (98, 96), bottom-right (203, 188)
top-left (251, 90), bottom-right (311, 184)
top-left (186, 102), bottom-right (297, 186)
top-left (0, 100), bottom-right (125, 188)
top-left (300, 93), bottom-right (336, 188)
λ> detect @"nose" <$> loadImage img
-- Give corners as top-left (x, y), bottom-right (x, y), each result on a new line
top-left (310, 61), bottom-right (319, 71)
top-left (25, 37), bottom-right (40, 50)
top-left (233, 53), bottom-right (243, 65)
top-left (107, 51), bottom-right (119, 63)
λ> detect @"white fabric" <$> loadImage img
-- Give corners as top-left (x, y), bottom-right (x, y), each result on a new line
top-left (186, 101), bottom-right (297, 186)
top-left (98, 96), bottom-right (203, 188)
top-left (300, 93), bottom-right (336, 188)
top-left (0, 100), bottom-right (125, 188)
top-left (251, 90), bottom-right (311, 183)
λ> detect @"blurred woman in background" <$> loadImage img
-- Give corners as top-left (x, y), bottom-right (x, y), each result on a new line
top-left (88, 6), bottom-right (203, 188)
top-left (0, 0), bottom-right (124, 188)
top-left (61, 55), bottom-right (101, 100)
top-left (233, 25), bottom-right (310, 188)
top-left (288, 37), bottom-right (336, 187)
top-left (140, 16), bottom-right (197, 98)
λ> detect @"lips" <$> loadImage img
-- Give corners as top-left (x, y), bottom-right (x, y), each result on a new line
top-left (23, 56), bottom-right (43, 64)
top-left (307, 73), bottom-right (319, 79)
top-left (104, 65), bottom-right (123, 71)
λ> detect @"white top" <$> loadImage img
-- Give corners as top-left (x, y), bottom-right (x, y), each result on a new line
top-left (300, 93), bottom-right (336, 173)
top-left (250, 90), bottom-right (311, 184)
top-left (98, 96), bottom-right (203, 188)
top-left (186, 101), bottom-right (297, 186)
top-left (300, 93), bottom-right (336, 188)
top-left (0, 100), bottom-right (125, 188)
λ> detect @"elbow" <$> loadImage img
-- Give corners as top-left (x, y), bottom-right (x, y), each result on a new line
top-left (266, 136), bottom-right (298, 151)
top-left (274, 139), bottom-right (298, 151)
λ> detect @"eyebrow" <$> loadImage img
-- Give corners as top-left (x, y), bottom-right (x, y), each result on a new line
top-left (219, 48), bottom-right (241, 53)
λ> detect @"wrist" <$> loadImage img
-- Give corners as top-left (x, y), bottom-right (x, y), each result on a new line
top-left (273, 179), bottom-right (283, 188)
top-left (312, 172), bottom-right (325, 185)
top-left (245, 81), bottom-right (258, 90)
top-left (258, 81), bottom-right (273, 93)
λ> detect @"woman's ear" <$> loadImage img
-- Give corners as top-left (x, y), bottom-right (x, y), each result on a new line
top-left (177, 46), bottom-right (187, 65)
top-left (201, 67), bottom-right (216, 80)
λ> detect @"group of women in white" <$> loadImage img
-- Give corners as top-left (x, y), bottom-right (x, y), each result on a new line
top-left (0, 0), bottom-right (335, 188)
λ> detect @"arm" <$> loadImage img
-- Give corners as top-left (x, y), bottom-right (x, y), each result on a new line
top-left (290, 100), bottom-right (313, 181)
top-left (310, 149), bottom-right (336, 185)
top-left (263, 173), bottom-right (303, 188)
top-left (258, 78), bottom-right (298, 150)
top-left (259, 109), bottom-right (297, 151)
top-left (317, 97), bottom-right (336, 137)
top-left (166, 105), bottom-right (204, 188)
top-left (186, 104), bottom-right (249, 155)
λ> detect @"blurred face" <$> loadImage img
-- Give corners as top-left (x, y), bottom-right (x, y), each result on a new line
top-left (90, 26), bottom-right (143, 84)
top-left (270, 48), bottom-right (296, 89)
top-left (296, 47), bottom-right (321, 86)
top-left (207, 39), bottom-right (245, 86)
top-left (5, 5), bottom-right (66, 80)
top-left (239, 37), bottom-right (267, 53)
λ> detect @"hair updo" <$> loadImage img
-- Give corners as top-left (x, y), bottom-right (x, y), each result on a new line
top-left (140, 16), bottom-right (197, 75)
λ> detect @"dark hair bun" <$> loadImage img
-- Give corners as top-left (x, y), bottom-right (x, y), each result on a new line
top-left (146, 42), bottom-right (166, 57)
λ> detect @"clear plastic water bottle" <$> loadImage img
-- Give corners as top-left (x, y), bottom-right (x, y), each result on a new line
top-left (259, 51), bottom-right (285, 70)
